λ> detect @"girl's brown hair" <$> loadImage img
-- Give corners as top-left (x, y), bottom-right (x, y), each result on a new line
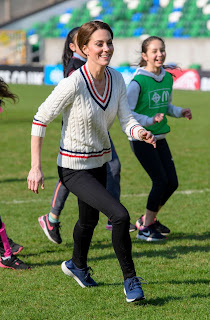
top-left (139, 35), bottom-right (178, 71)
top-left (0, 78), bottom-right (18, 106)
top-left (77, 20), bottom-right (113, 53)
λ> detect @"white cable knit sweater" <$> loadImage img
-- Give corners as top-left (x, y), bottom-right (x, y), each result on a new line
top-left (31, 63), bottom-right (144, 170)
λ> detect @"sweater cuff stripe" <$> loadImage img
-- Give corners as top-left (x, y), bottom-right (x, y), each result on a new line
top-left (130, 125), bottom-right (143, 140)
top-left (33, 118), bottom-right (47, 127)
top-left (32, 121), bottom-right (47, 127)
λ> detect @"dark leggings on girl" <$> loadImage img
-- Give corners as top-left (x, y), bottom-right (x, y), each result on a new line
top-left (130, 138), bottom-right (178, 212)
top-left (58, 164), bottom-right (136, 280)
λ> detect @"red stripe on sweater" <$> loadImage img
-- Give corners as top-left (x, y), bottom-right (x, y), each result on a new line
top-left (33, 122), bottom-right (47, 127)
top-left (59, 150), bottom-right (111, 159)
top-left (83, 65), bottom-right (110, 104)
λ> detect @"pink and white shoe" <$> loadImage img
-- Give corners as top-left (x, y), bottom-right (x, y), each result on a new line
top-left (106, 220), bottom-right (137, 232)
top-left (38, 214), bottom-right (62, 244)
top-left (106, 220), bottom-right (112, 231)
top-left (0, 254), bottom-right (30, 270)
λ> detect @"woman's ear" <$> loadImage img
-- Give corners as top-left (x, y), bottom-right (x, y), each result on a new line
top-left (82, 45), bottom-right (89, 56)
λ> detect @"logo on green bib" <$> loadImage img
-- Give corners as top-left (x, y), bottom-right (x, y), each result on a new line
top-left (149, 88), bottom-right (170, 109)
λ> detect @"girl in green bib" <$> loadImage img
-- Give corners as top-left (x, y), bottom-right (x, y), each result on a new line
top-left (127, 36), bottom-right (192, 242)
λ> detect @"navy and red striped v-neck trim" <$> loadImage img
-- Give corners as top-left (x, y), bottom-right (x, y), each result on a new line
top-left (80, 64), bottom-right (112, 111)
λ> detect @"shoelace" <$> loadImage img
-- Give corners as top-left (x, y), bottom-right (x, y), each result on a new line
top-left (84, 266), bottom-right (94, 281)
top-left (129, 277), bottom-right (148, 290)
top-left (55, 222), bottom-right (61, 233)
top-left (154, 219), bottom-right (160, 225)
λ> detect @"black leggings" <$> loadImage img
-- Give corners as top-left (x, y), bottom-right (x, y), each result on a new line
top-left (58, 164), bottom-right (135, 280)
top-left (130, 139), bottom-right (178, 212)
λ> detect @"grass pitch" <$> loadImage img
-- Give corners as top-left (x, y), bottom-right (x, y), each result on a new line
top-left (0, 85), bottom-right (209, 320)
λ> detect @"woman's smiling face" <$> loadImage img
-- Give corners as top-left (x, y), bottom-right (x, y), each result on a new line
top-left (82, 29), bottom-right (114, 67)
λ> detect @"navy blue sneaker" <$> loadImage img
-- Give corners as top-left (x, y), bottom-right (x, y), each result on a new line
top-left (124, 276), bottom-right (145, 303)
top-left (61, 259), bottom-right (98, 288)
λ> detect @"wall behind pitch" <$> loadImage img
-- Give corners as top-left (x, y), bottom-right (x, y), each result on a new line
top-left (44, 37), bottom-right (210, 71)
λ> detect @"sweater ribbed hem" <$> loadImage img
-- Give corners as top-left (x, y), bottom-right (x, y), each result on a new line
top-left (57, 152), bottom-right (112, 170)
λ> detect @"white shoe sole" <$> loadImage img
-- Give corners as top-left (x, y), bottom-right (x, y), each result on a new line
top-left (106, 225), bottom-right (137, 232)
top-left (136, 234), bottom-right (165, 242)
top-left (124, 288), bottom-right (145, 302)
top-left (61, 261), bottom-right (86, 288)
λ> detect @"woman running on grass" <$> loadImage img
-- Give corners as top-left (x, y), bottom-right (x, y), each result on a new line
top-left (38, 26), bottom-right (136, 246)
top-left (27, 21), bottom-right (156, 303)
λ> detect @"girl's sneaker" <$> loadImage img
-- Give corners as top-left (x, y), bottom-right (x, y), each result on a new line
top-left (136, 215), bottom-right (170, 235)
top-left (0, 238), bottom-right (24, 256)
top-left (38, 214), bottom-right (62, 244)
top-left (154, 219), bottom-right (170, 235)
top-left (106, 221), bottom-right (137, 232)
top-left (136, 224), bottom-right (166, 242)
top-left (106, 220), bottom-right (112, 230)
top-left (0, 255), bottom-right (30, 270)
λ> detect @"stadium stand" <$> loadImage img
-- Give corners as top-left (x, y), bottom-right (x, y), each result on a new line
top-left (26, 0), bottom-right (210, 50)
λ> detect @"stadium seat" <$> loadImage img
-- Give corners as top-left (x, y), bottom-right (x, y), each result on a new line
top-left (25, 0), bottom-right (210, 43)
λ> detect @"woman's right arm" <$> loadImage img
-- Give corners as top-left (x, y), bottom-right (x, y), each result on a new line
top-left (27, 136), bottom-right (44, 194)
top-left (27, 77), bottom-right (76, 193)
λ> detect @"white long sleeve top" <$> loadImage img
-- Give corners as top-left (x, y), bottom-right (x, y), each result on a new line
top-left (31, 63), bottom-right (144, 170)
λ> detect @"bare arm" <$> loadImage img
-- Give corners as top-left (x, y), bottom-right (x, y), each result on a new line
top-left (27, 135), bottom-right (44, 194)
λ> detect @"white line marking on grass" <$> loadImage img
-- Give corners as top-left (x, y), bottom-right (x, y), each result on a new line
top-left (121, 188), bottom-right (210, 198)
top-left (1, 189), bottom-right (209, 205)
top-left (1, 199), bottom-right (49, 204)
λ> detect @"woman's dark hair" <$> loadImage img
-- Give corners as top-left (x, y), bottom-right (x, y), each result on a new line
top-left (139, 35), bottom-right (178, 71)
top-left (0, 78), bottom-right (18, 106)
top-left (77, 20), bottom-right (113, 53)
top-left (62, 27), bottom-right (80, 76)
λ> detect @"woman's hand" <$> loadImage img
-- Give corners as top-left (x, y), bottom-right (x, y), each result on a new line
top-left (153, 113), bottom-right (164, 124)
top-left (138, 130), bottom-right (156, 148)
top-left (27, 167), bottom-right (44, 194)
top-left (182, 108), bottom-right (192, 120)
